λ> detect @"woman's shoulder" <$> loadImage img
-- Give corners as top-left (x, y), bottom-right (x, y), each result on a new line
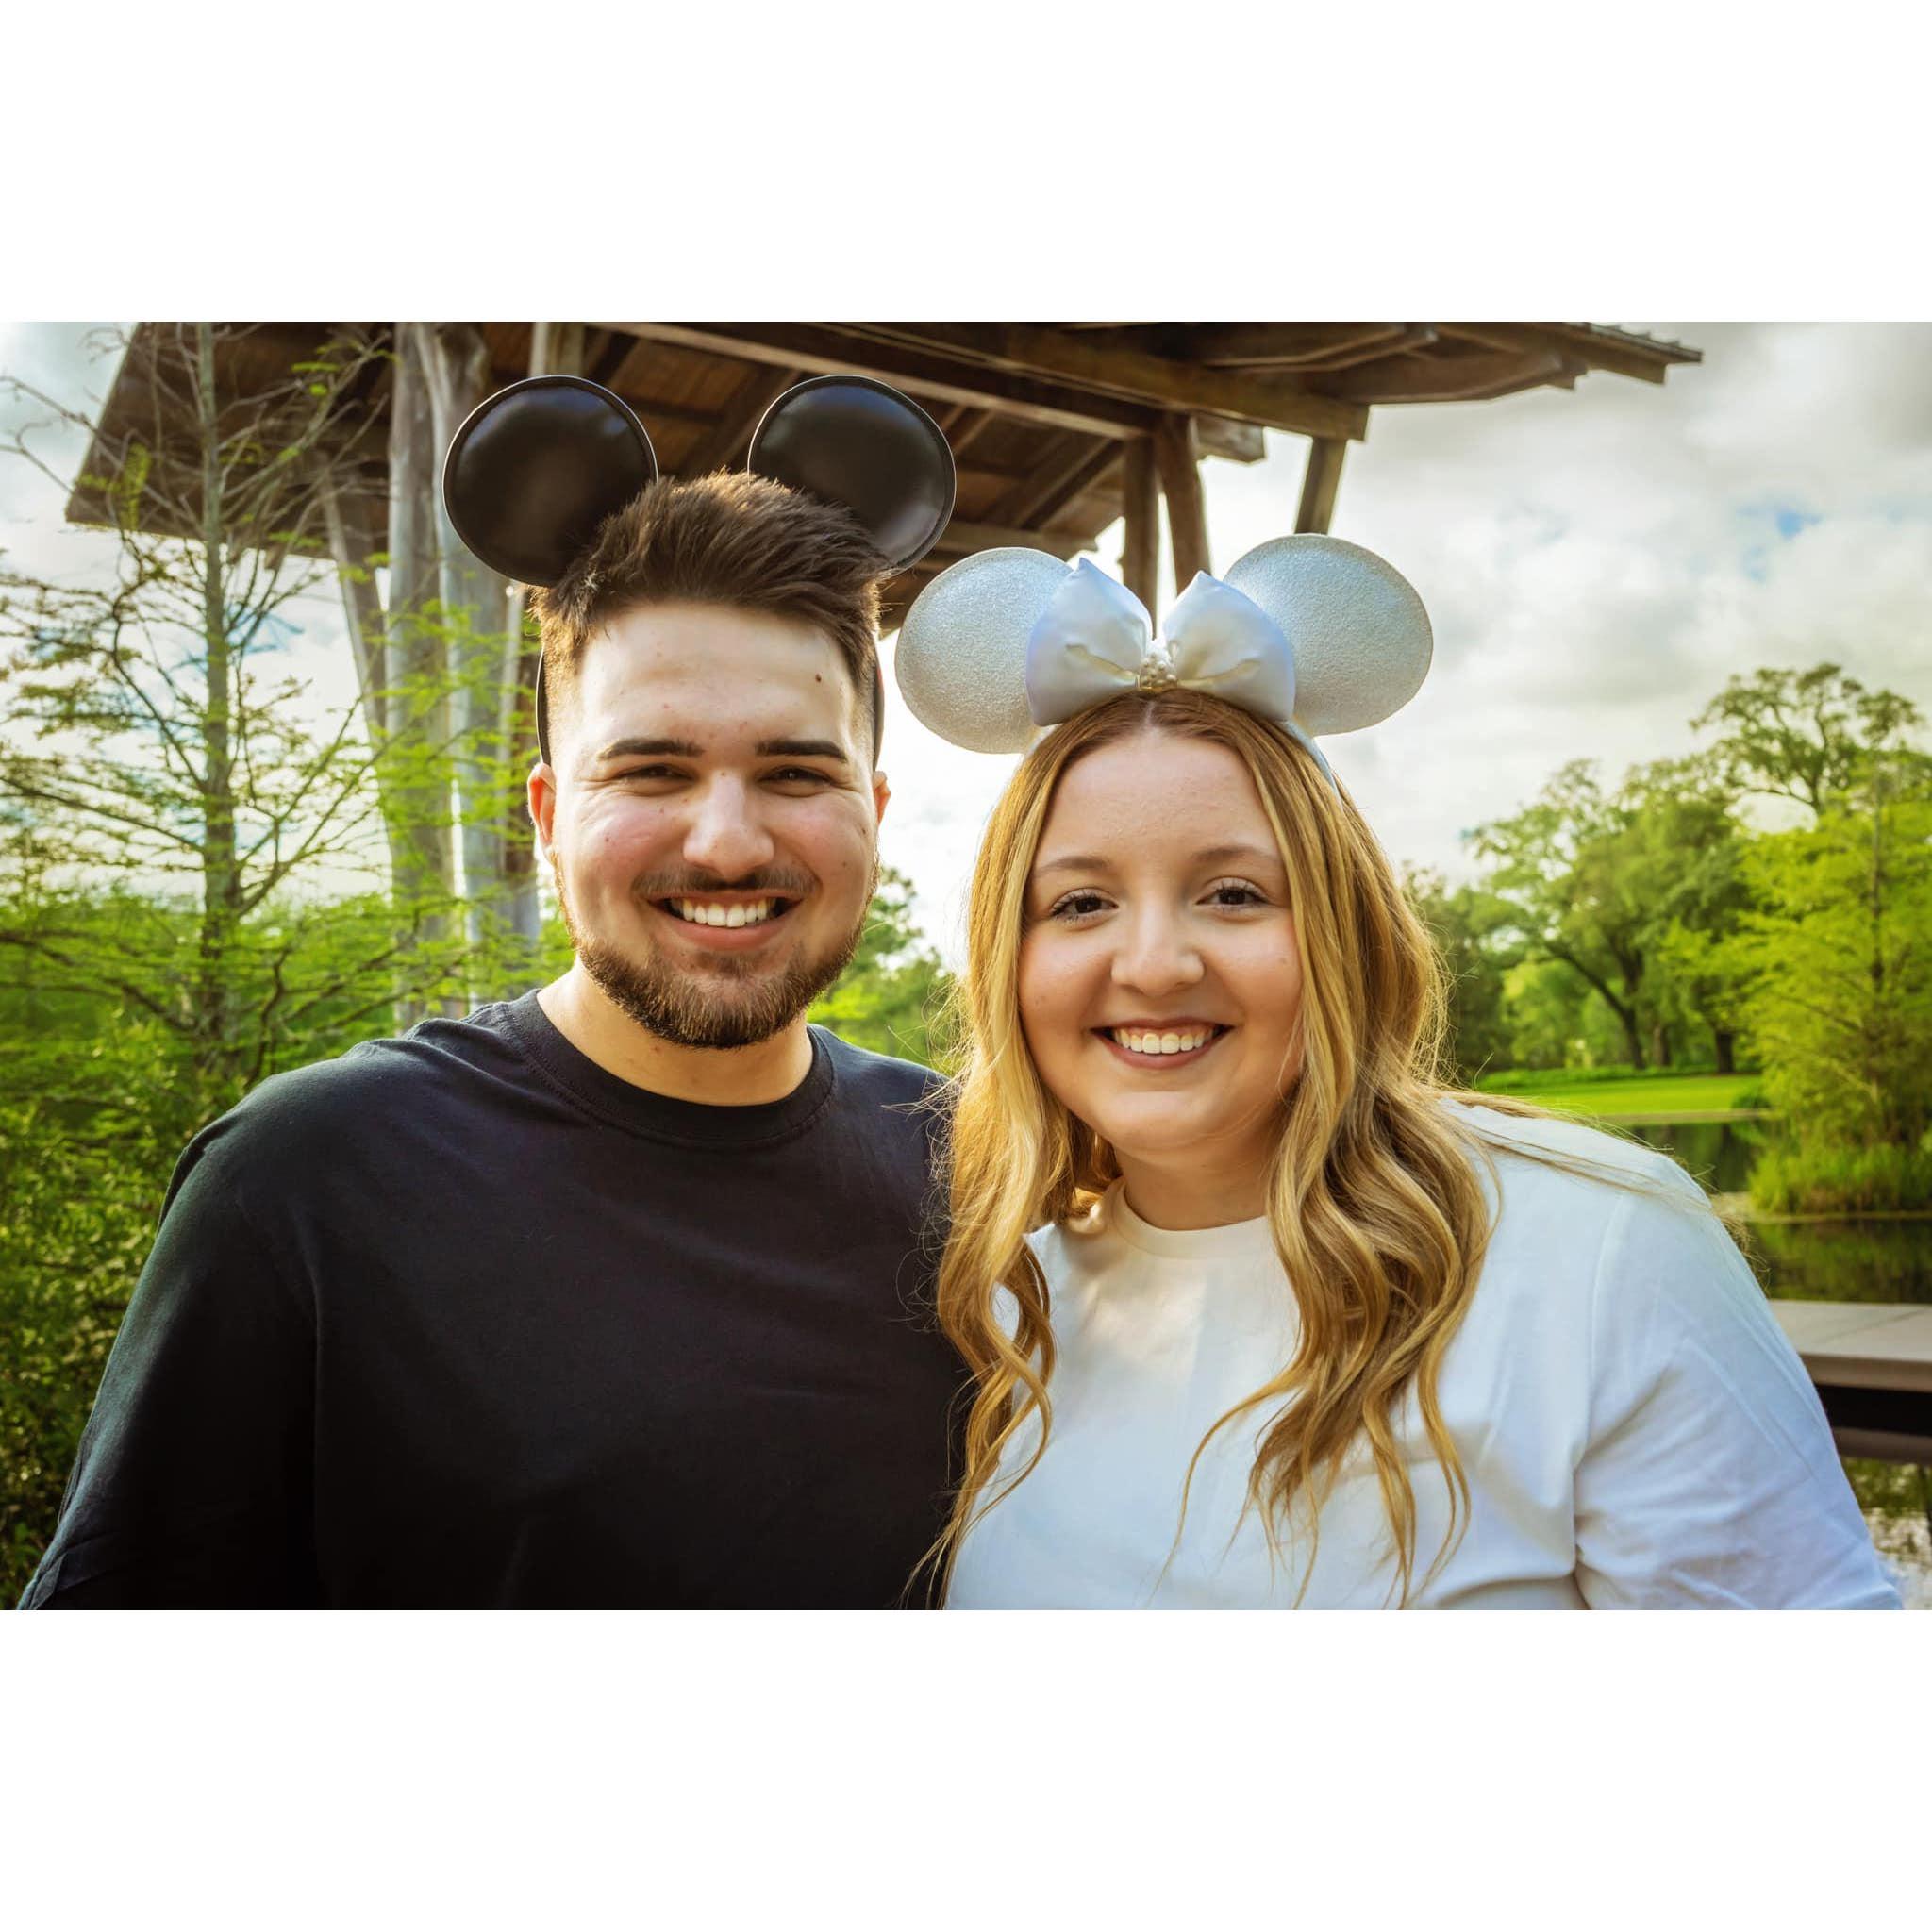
top-left (1434, 1095), bottom-right (1726, 1328)
top-left (1438, 1094), bottom-right (1704, 1211)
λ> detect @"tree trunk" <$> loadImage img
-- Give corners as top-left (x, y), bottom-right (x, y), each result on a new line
top-left (320, 470), bottom-right (409, 891)
top-left (1713, 1028), bottom-right (1736, 1075)
top-left (386, 324), bottom-right (458, 1023)
top-left (418, 323), bottom-right (523, 996)
top-left (193, 323), bottom-right (242, 1107)
top-left (1649, 1021), bottom-right (1671, 1069)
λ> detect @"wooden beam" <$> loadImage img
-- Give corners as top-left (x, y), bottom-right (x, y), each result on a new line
top-left (1323, 348), bottom-right (1579, 403)
top-left (871, 323), bottom-right (1369, 442)
top-left (991, 431), bottom-right (1106, 525)
top-left (1193, 415), bottom-right (1266, 462)
top-left (1153, 413), bottom-right (1209, 587)
top-left (603, 322), bottom-right (1162, 440)
top-left (945, 408), bottom-right (997, 458)
top-left (1170, 322), bottom-right (1414, 369)
top-left (1025, 442), bottom-right (1123, 528)
top-left (1437, 323), bottom-right (1671, 385)
top-left (1296, 438), bottom-right (1347, 534)
top-left (1291, 325), bottom-right (1438, 372)
top-left (931, 519), bottom-right (1096, 560)
top-left (678, 364), bottom-right (801, 475)
top-left (1120, 437), bottom-right (1159, 610)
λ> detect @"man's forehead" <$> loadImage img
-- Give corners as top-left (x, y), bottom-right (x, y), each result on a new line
top-left (571, 604), bottom-right (865, 756)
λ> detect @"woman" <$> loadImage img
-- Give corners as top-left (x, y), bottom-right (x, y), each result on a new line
top-left (893, 538), bottom-right (1898, 1609)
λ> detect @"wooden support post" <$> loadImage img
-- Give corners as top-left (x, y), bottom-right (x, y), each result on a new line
top-left (1120, 437), bottom-right (1159, 609)
top-left (1296, 436), bottom-right (1347, 534)
top-left (1153, 413), bottom-right (1209, 588)
top-left (529, 322), bottom-right (586, 378)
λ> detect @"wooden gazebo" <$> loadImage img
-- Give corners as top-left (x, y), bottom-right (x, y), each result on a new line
top-left (70, 320), bottom-right (1700, 628)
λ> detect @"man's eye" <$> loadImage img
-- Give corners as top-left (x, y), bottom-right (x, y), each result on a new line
top-left (768, 767), bottom-right (834, 785)
top-left (616, 766), bottom-right (682, 782)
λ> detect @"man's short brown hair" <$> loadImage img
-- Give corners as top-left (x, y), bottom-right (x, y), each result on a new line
top-left (531, 472), bottom-right (885, 760)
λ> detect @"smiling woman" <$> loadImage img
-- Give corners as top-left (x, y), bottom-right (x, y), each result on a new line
top-left (894, 531), bottom-right (1899, 1610)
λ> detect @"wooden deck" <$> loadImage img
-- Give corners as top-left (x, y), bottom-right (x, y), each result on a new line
top-left (1773, 1301), bottom-right (1932, 1460)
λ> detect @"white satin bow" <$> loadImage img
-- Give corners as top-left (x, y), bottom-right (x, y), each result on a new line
top-left (1024, 559), bottom-right (1297, 729)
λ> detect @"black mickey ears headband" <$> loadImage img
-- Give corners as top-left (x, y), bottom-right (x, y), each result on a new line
top-left (441, 372), bottom-right (958, 765)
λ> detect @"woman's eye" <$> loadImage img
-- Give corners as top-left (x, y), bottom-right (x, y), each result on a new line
top-left (1048, 891), bottom-right (1111, 920)
top-left (1206, 880), bottom-right (1267, 908)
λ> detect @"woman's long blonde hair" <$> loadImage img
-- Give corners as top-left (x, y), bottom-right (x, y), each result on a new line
top-left (926, 688), bottom-right (1533, 1605)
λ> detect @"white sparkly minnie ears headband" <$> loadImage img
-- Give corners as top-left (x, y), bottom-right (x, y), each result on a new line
top-left (893, 532), bottom-right (1434, 781)
top-left (441, 372), bottom-right (958, 764)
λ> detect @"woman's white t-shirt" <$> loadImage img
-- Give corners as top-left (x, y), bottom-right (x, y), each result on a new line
top-left (945, 1106), bottom-right (1900, 1609)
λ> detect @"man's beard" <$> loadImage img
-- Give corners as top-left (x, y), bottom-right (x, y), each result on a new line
top-left (552, 855), bottom-right (874, 1051)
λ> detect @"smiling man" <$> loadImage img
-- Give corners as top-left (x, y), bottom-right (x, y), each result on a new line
top-left (21, 470), bottom-right (967, 1609)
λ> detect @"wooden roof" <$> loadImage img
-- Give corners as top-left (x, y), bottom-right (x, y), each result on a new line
top-left (67, 322), bottom-right (1699, 628)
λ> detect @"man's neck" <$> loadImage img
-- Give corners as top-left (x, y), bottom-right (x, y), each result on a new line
top-left (538, 964), bottom-right (815, 1106)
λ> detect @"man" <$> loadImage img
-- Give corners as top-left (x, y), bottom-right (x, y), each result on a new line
top-left (21, 461), bottom-right (966, 1608)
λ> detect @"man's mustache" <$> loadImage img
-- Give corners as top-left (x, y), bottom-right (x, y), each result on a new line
top-left (630, 869), bottom-right (816, 899)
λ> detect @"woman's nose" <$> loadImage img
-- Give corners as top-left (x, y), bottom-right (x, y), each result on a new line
top-left (681, 776), bottom-right (776, 880)
top-left (1109, 909), bottom-right (1204, 996)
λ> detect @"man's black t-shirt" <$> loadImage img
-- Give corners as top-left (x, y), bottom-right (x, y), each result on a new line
top-left (20, 995), bottom-right (966, 1608)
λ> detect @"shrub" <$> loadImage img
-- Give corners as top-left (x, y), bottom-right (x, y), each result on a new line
top-left (1749, 1141), bottom-right (1932, 1215)
top-left (1475, 1064), bottom-right (1721, 1093)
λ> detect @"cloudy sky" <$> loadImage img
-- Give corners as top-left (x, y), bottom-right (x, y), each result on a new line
top-left (5, 322), bottom-right (1930, 967)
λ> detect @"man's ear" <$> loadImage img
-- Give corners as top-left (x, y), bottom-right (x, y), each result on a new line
top-left (872, 769), bottom-right (891, 827)
top-left (528, 760), bottom-right (558, 854)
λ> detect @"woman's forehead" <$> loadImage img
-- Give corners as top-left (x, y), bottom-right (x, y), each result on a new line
top-left (1039, 733), bottom-right (1274, 856)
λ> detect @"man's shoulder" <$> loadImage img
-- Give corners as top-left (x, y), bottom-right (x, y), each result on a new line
top-left (812, 1026), bottom-right (946, 1108)
top-left (193, 1001), bottom-right (534, 1178)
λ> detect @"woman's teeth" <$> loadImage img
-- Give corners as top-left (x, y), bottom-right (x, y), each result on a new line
top-left (1110, 1026), bottom-right (1215, 1057)
top-left (673, 898), bottom-right (777, 928)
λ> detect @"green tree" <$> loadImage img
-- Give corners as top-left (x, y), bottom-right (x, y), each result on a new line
top-left (1728, 775), bottom-right (1932, 1152)
top-left (1402, 865), bottom-right (1518, 1081)
top-left (808, 865), bottom-right (955, 1070)
top-left (1695, 662), bottom-right (1927, 819)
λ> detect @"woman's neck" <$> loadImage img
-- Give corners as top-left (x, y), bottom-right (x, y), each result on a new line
top-left (1115, 1149), bottom-right (1271, 1232)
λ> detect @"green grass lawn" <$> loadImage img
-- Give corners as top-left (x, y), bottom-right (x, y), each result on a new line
top-left (1476, 1074), bottom-right (1765, 1120)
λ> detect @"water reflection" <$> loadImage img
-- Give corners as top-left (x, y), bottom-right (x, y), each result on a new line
top-left (1621, 1117), bottom-right (1932, 1305)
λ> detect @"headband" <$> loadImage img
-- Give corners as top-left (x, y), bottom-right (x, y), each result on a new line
top-left (441, 372), bottom-right (958, 763)
top-left (893, 534), bottom-right (1432, 783)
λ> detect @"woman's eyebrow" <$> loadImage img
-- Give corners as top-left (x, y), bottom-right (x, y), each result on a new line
top-left (1033, 842), bottom-right (1281, 879)
top-left (1193, 842), bottom-right (1283, 871)
top-left (1031, 853), bottom-right (1115, 878)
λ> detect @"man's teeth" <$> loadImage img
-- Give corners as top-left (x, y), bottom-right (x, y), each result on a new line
top-left (673, 898), bottom-right (777, 928)
top-left (1109, 1026), bottom-right (1215, 1057)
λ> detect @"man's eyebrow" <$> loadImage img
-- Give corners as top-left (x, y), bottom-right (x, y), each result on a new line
top-left (591, 736), bottom-right (704, 761)
top-left (756, 738), bottom-right (851, 764)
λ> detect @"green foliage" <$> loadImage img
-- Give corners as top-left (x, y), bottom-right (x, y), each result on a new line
top-left (1729, 786), bottom-right (1932, 1153)
top-left (1840, 1458), bottom-right (1932, 1526)
top-left (1401, 865), bottom-right (1517, 1081)
top-left (808, 865), bottom-right (956, 1071)
top-left (1475, 1063), bottom-right (1718, 1091)
top-left (1749, 1140), bottom-right (1932, 1216)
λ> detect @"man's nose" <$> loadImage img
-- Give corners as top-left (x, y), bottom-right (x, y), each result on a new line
top-left (1109, 908), bottom-right (1205, 997)
top-left (681, 775), bottom-right (776, 881)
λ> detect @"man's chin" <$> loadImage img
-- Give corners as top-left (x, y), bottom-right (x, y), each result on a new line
top-left (575, 934), bottom-right (850, 1053)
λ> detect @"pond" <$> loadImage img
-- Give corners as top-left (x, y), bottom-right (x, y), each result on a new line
top-left (1622, 1118), bottom-right (1932, 1306)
